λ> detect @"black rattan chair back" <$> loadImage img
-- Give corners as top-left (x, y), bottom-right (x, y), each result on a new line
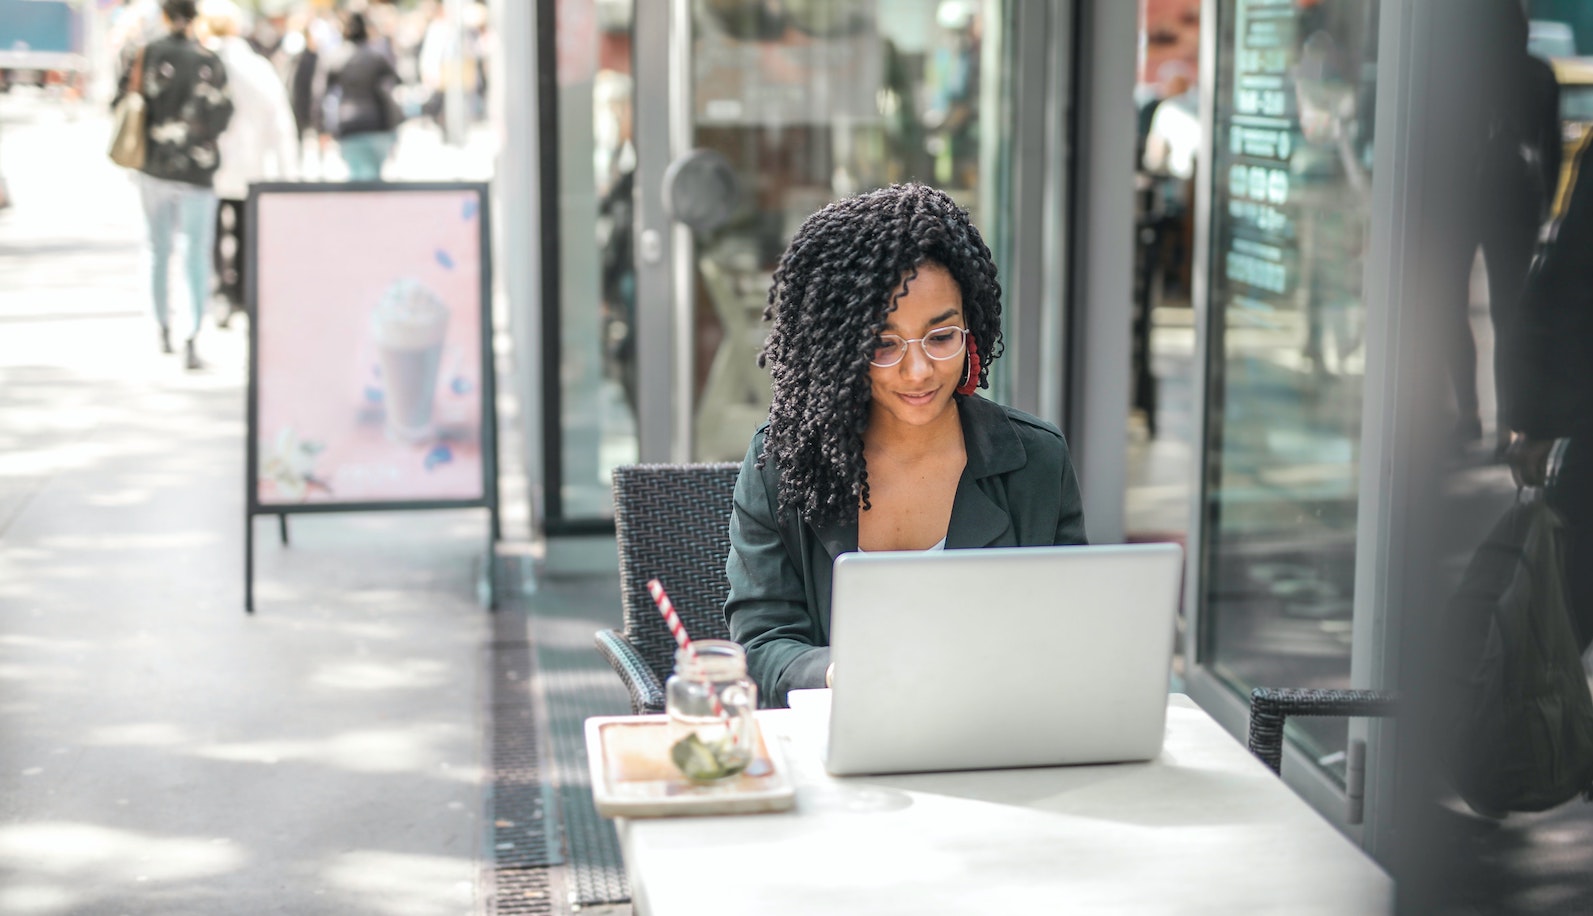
top-left (613, 462), bottom-right (742, 689)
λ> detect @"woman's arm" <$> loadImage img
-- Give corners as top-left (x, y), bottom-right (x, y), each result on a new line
top-left (724, 435), bottom-right (831, 707)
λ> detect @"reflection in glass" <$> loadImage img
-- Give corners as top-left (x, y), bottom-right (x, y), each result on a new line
top-left (1203, 0), bottom-right (1380, 781)
top-left (555, 0), bottom-right (640, 520)
top-left (1413, 4), bottom-right (1593, 903)
top-left (686, 0), bottom-right (1008, 461)
top-left (1127, 0), bottom-right (1202, 548)
top-left (549, 0), bottom-right (1011, 512)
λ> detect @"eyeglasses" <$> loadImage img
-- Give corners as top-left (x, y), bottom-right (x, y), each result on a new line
top-left (869, 326), bottom-right (968, 368)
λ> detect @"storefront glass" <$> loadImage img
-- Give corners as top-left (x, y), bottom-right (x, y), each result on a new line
top-left (1201, 0), bottom-right (1380, 781)
top-left (550, 0), bottom-right (640, 522)
top-left (1125, 0), bottom-right (1201, 546)
top-left (546, 0), bottom-right (1019, 525)
top-left (682, 0), bottom-right (1013, 462)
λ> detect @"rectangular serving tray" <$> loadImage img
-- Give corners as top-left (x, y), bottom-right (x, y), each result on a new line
top-left (584, 714), bottom-right (797, 818)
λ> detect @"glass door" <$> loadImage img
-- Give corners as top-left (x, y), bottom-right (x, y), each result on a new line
top-left (542, 0), bottom-right (1050, 530)
top-left (633, 0), bottom-right (1019, 465)
top-left (1190, 0), bottom-right (1381, 784)
top-left (541, 0), bottom-right (642, 532)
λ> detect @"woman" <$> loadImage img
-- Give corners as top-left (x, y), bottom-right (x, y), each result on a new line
top-left (725, 183), bottom-right (1088, 707)
top-left (200, 0), bottom-right (298, 326)
top-left (322, 12), bottom-right (400, 181)
top-left (117, 0), bottom-right (234, 370)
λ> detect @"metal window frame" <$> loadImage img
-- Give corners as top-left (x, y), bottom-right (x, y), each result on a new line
top-left (1354, 0), bottom-right (1456, 867)
top-left (630, 0), bottom-right (682, 465)
top-left (1037, 0), bottom-right (1077, 427)
top-left (532, 0), bottom-right (607, 536)
top-left (492, 0), bottom-right (544, 537)
top-left (1061, 0), bottom-right (1136, 544)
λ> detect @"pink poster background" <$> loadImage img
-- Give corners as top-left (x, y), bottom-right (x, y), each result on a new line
top-left (255, 189), bottom-right (486, 506)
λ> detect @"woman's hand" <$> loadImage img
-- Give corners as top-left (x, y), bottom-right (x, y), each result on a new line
top-left (1507, 435), bottom-right (1555, 489)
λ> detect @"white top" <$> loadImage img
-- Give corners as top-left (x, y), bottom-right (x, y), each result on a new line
top-left (855, 536), bottom-right (945, 553)
top-left (211, 36), bottom-right (299, 200)
top-left (615, 692), bottom-right (1393, 916)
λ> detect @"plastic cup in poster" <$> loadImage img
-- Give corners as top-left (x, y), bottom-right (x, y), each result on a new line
top-left (243, 182), bottom-right (499, 613)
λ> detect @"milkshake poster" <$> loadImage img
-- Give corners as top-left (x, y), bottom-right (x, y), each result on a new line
top-left (252, 187), bottom-right (489, 506)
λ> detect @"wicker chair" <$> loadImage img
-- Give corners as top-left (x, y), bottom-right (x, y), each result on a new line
top-left (1247, 687), bottom-right (1398, 775)
top-left (595, 462), bottom-right (742, 714)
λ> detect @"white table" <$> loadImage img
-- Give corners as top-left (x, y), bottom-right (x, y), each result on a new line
top-left (614, 692), bottom-right (1392, 915)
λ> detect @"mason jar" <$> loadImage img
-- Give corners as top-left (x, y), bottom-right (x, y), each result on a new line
top-left (665, 640), bottom-right (758, 782)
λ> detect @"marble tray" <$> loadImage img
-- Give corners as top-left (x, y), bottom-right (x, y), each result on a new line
top-left (584, 715), bottom-right (796, 818)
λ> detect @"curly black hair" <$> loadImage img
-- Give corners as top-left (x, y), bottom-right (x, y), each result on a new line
top-left (757, 183), bottom-right (1004, 527)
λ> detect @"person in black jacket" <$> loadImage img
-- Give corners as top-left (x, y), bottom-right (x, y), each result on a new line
top-left (1443, 0), bottom-right (1561, 451)
top-left (286, 19), bottom-right (319, 153)
top-left (1506, 131), bottom-right (1593, 648)
top-left (321, 12), bottom-right (400, 181)
top-left (116, 0), bottom-right (234, 370)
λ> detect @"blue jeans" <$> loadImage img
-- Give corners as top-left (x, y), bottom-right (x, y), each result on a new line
top-left (339, 131), bottom-right (397, 181)
top-left (138, 173), bottom-right (218, 340)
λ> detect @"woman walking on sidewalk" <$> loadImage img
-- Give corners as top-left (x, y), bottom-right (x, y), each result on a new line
top-left (320, 12), bottom-right (401, 181)
top-left (115, 0), bottom-right (234, 369)
top-left (200, 0), bottom-right (298, 328)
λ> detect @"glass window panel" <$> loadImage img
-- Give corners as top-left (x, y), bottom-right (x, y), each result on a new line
top-left (554, 0), bottom-right (640, 520)
top-left (1128, 0), bottom-right (1203, 692)
top-left (1126, 0), bottom-right (1201, 543)
top-left (1202, 0), bottom-right (1380, 782)
top-left (548, 0), bottom-right (1022, 510)
top-left (686, 0), bottom-right (1014, 461)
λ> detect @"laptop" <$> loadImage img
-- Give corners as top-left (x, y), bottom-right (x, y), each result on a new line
top-left (820, 543), bottom-right (1183, 776)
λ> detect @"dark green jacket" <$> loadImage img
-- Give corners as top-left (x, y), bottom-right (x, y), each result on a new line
top-left (724, 396), bottom-right (1088, 707)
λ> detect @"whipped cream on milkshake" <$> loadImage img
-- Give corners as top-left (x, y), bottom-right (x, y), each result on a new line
top-left (372, 278), bottom-right (449, 444)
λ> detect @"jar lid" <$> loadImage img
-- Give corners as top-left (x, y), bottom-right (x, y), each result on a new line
top-left (674, 639), bottom-right (747, 680)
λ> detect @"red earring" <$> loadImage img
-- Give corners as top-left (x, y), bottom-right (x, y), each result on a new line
top-left (957, 334), bottom-right (980, 396)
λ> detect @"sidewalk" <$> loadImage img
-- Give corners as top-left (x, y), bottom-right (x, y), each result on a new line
top-left (0, 92), bottom-right (502, 915)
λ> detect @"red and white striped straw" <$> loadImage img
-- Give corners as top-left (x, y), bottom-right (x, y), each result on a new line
top-left (648, 578), bottom-right (697, 660)
top-left (648, 578), bottom-right (736, 741)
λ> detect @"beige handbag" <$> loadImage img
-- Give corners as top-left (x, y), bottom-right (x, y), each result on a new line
top-left (108, 47), bottom-right (147, 169)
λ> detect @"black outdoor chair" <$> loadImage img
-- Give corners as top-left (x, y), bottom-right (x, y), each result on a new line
top-left (1247, 687), bottom-right (1398, 775)
top-left (595, 462), bottom-right (742, 714)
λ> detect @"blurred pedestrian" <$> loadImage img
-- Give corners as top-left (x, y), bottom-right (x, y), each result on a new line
top-left (417, 2), bottom-right (487, 139)
top-left (280, 13), bottom-right (320, 157)
top-left (1439, 0), bottom-right (1559, 451)
top-left (1477, 13), bottom-right (1560, 456)
top-left (416, 2), bottom-right (452, 132)
top-left (109, 0), bottom-right (165, 65)
top-left (114, 0), bottom-right (234, 370)
top-left (199, 0), bottom-right (298, 327)
top-left (1506, 128), bottom-right (1593, 648)
top-left (321, 11), bottom-right (401, 181)
top-left (1437, 130), bottom-right (1593, 822)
